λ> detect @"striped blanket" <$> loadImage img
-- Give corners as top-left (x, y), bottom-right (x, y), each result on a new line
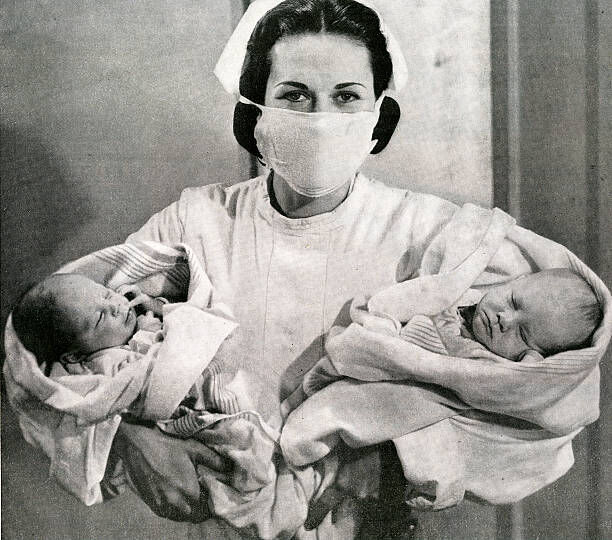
top-left (3, 241), bottom-right (327, 539)
top-left (3, 241), bottom-right (238, 505)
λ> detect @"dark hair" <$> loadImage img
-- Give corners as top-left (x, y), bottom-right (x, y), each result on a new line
top-left (234, 0), bottom-right (400, 158)
top-left (12, 274), bottom-right (80, 373)
top-left (542, 268), bottom-right (603, 356)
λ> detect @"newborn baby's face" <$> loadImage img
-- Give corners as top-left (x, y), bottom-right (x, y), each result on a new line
top-left (54, 274), bottom-right (137, 356)
top-left (471, 272), bottom-right (577, 361)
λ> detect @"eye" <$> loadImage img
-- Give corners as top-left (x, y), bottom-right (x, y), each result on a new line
top-left (335, 91), bottom-right (360, 104)
top-left (96, 311), bottom-right (104, 327)
top-left (282, 90), bottom-right (308, 103)
top-left (519, 326), bottom-right (528, 343)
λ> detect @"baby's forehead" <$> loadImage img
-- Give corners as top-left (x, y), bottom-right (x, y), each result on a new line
top-left (517, 270), bottom-right (576, 294)
top-left (520, 272), bottom-right (583, 311)
top-left (47, 275), bottom-right (107, 303)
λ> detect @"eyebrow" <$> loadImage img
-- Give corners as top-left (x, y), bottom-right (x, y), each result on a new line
top-left (274, 81), bottom-right (308, 89)
top-left (274, 81), bottom-right (366, 90)
top-left (335, 82), bottom-right (366, 89)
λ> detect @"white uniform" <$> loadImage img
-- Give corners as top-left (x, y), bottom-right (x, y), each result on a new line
top-left (127, 172), bottom-right (458, 421)
top-left (126, 172), bottom-right (459, 538)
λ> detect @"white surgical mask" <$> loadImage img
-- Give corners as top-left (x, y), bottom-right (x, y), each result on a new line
top-left (241, 96), bottom-right (382, 198)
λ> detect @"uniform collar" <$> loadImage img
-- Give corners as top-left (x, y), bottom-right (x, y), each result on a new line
top-left (256, 171), bottom-right (367, 232)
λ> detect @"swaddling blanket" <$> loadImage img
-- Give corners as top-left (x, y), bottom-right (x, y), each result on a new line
top-left (3, 241), bottom-right (238, 505)
top-left (281, 204), bottom-right (611, 509)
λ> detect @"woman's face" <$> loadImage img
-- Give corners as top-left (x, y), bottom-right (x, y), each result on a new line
top-left (264, 33), bottom-right (376, 113)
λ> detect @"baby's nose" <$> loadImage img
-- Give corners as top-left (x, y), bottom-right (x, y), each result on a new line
top-left (498, 311), bottom-right (516, 332)
top-left (109, 295), bottom-right (127, 315)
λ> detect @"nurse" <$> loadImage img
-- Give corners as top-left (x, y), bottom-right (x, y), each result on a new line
top-left (104, 0), bottom-right (493, 536)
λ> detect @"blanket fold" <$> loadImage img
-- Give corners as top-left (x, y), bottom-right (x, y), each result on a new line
top-left (282, 204), bottom-right (611, 510)
top-left (3, 241), bottom-right (238, 505)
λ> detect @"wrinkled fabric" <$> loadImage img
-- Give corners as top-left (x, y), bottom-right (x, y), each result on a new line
top-left (368, 204), bottom-right (516, 320)
top-left (161, 410), bottom-right (333, 540)
top-left (126, 173), bottom-right (463, 422)
top-left (3, 241), bottom-right (237, 505)
top-left (128, 172), bottom-right (468, 537)
top-left (281, 204), bottom-right (610, 510)
top-left (160, 409), bottom-right (278, 492)
top-left (5, 239), bottom-right (343, 538)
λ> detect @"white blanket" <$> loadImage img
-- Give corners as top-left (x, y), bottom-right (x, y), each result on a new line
top-left (281, 204), bottom-right (611, 510)
top-left (3, 241), bottom-right (237, 504)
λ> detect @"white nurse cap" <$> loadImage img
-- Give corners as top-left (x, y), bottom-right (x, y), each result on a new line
top-left (214, 0), bottom-right (408, 97)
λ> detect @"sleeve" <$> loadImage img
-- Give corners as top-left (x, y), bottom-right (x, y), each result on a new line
top-left (126, 199), bottom-right (184, 244)
top-left (397, 195), bottom-right (531, 286)
top-left (480, 224), bottom-right (537, 282)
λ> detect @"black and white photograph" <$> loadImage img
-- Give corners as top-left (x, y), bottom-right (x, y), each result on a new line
top-left (1, 1), bottom-right (610, 538)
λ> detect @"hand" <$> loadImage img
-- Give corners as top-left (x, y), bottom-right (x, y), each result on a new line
top-left (113, 422), bottom-right (230, 522)
top-left (116, 283), bottom-right (144, 301)
top-left (137, 310), bottom-right (163, 332)
top-left (280, 385), bottom-right (308, 420)
top-left (302, 356), bottom-right (341, 397)
top-left (117, 283), bottom-right (166, 317)
top-left (349, 297), bottom-right (400, 335)
top-left (305, 444), bottom-right (381, 530)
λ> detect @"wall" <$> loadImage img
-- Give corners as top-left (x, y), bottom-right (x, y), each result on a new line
top-left (5, 1), bottom-right (603, 539)
top-left (491, 1), bottom-right (611, 538)
top-left (518, 1), bottom-right (611, 538)
top-left (1, 0), bottom-right (247, 324)
top-left (596, 1), bottom-right (612, 534)
top-left (1, 1), bottom-right (244, 538)
top-left (364, 0), bottom-right (492, 207)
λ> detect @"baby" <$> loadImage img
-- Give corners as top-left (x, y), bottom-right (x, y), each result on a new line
top-left (11, 272), bottom-right (335, 538)
top-left (12, 272), bottom-right (262, 419)
top-left (455, 268), bottom-right (602, 361)
top-left (279, 267), bottom-right (606, 514)
top-left (300, 268), bottom-right (603, 400)
top-left (12, 273), bottom-right (166, 374)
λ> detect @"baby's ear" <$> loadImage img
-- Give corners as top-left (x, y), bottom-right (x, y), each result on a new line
top-left (518, 349), bottom-right (545, 363)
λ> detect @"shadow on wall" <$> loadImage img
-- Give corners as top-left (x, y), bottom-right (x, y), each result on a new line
top-left (0, 123), bottom-right (94, 330)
